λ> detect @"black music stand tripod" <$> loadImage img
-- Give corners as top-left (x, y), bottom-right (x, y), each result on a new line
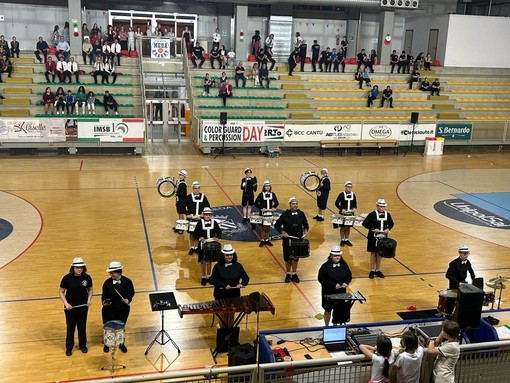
top-left (145, 292), bottom-right (181, 355)
top-left (403, 112), bottom-right (424, 157)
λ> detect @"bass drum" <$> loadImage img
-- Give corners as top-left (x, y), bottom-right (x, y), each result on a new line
top-left (156, 177), bottom-right (177, 198)
top-left (300, 171), bottom-right (320, 192)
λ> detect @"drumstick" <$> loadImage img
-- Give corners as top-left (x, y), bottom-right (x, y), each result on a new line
top-left (114, 288), bottom-right (126, 302)
top-left (70, 303), bottom-right (89, 309)
top-left (287, 235), bottom-right (301, 240)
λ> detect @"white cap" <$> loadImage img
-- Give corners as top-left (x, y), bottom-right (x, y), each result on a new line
top-left (192, 181), bottom-right (200, 187)
top-left (106, 261), bottom-right (123, 272)
top-left (202, 207), bottom-right (213, 214)
top-left (288, 196), bottom-right (298, 204)
top-left (321, 168), bottom-right (328, 174)
top-left (458, 244), bottom-right (470, 253)
top-left (330, 246), bottom-right (342, 256)
top-left (344, 180), bottom-right (353, 186)
top-left (263, 180), bottom-right (271, 186)
top-left (72, 257), bottom-right (86, 267)
top-left (244, 168), bottom-right (252, 174)
top-left (222, 244), bottom-right (235, 254)
top-left (178, 169), bottom-right (188, 176)
top-left (376, 199), bottom-right (387, 207)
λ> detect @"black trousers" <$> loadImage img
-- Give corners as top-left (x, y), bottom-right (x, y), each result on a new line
top-left (65, 308), bottom-right (88, 351)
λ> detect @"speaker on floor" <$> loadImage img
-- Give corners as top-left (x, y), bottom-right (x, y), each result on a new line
top-left (228, 343), bottom-right (256, 366)
top-left (216, 326), bottom-right (240, 353)
top-left (410, 112), bottom-right (419, 124)
top-left (220, 112), bottom-right (228, 125)
top-left (454, 283), bottom-right (484, 329)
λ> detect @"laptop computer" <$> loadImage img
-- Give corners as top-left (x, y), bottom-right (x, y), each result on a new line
top-left (323, 327), bottom-right (348, 352)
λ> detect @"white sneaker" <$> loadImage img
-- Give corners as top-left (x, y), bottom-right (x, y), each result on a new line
top-left (106, 111), bottom-right (109, 115)
top-left (56, 111), bottom-right (59, 115)
top-left (115, 111), bottom-right (118, 115)
top-left (88, 112), bottom-right (91, 115)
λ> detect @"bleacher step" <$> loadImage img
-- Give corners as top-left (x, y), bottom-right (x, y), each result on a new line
top-left (5, 77), bottom-right (33, 84)
top-left (0, 109), bottom-right (31, 117)
top-left (289, 112), bottom-right (313, 119)
top-left (437, 113), bottom-right (460, 119)
top-left (3, 87), bottom-right (32, 94)
top-left (3, 98), bottom-right (31, 105)
top-left (428, 95), bottom-right (449, 100)
top-left (14, 67), bottom-right (34, 74)
top-left (282, 84), bottom-right (304, 90)
top-left (432, 104), bottom-right (455, 109)
top-left (279, 75), bottom-right (301, 81)
top-left (12, 57), bottom-right (34, 64)
top-left (284, 93), bottom-right (307, 99)
top-left (287, 103), bottom-right (310, 109)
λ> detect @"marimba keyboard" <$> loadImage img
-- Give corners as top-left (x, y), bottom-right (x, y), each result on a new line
top-left (325, 291), bottom-right (366, 303)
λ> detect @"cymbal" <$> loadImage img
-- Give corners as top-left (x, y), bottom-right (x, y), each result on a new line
top-left (489, 276), bottom-right (510, 283)
top-left (486, 282), bottom-right (506, 290)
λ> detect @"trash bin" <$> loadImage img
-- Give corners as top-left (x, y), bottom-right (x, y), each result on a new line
top-left (424, 137), bottom-right (444, 156)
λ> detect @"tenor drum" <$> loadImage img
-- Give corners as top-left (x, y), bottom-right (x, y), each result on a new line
top-left (250, 213), bottom-right (263, 224)
top-left (354, 214), bottom-right (367, 226)
top-left (300, 171), bottom-right (320, 192)
top-left (342, 214), bottom-right (356, 226)
top-left (437, 290), bottom-right (458, 315)
top-left (156, 177), bottom-right (177, 198)
top-left (290, 238), bottom-right (310, 258)
top-left (377, 238), bottom-right (397, 258)
top-left (103, 320), bottom-right (125, 348)
top-left (175, 220), bottom-right (189, 231)
top-left (202, 241), bottom-right (221, 262)
top-left (331, 214), bottom-right (343, 226)
top-left (188, 220), bottom-right (199, 233)
top-left (262, 211), bottom-right (273, 226)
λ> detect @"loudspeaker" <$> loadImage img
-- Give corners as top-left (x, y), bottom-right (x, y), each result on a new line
top-left (220, 112), bottom-right (228, 125)
top-left (216, 327), bottom-right (240, 353)
top-left (410, 112), bottom-right (419, 124)
top-left (228, 343), bottom-right (256, 366)
top-left (381, 0), bottom-right (419, 8)
top-left (454, 283), bottom-right (484, 329)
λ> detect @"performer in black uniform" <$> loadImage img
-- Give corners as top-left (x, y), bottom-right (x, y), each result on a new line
top-left (298, 40), bottom-right (307, 72)
top-left (318, 246), bottom-right (353, 326)
top-left (390, 49), bottom-right (399, 73)
top-left (210, 244), bottom-right (250, 327)
top-left (313, 168), bottom-right (330, 222)
top-left (446, 244), bottom-right (476, 289)
top-left (311, 40), bottom-right (320, 72)
top-left (185, 181), bottom-right (211, 255)
top-left (275, 197), bottom-right (309, 283)
top-left (101, 261), bottom-right (135, 353)
top-left (362, 199), bottom-right (394, 279)
top-left (240, 168), bottom-right (258, 222)
top-left (254, 180), bottom-right (280, 247)
top-left (173, 169), bottom-right (188, 234)
top-left (59, 257), bottom-right (93, 356)
top-left (288, 47), bottom-right (298, 76)
top-left (193, 207), bottom-right (222, 286)
top-left (334, 180), bottom-right (357, 247)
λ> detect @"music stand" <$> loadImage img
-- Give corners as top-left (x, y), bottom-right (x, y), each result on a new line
top-left (145, 292), bottom-right (181, 355)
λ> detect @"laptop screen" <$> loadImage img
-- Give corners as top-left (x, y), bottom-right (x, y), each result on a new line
top-left (323, 327), bottom-right (347, 344)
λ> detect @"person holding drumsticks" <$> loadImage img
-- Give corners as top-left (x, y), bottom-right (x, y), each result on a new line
top-left (334, 180), bottom-right (357, 247)
top-left (59, 257), bottom-right (93, 356)
top-left (275, 197), bottom-right (309, 283)
top-left (446, 244), bottom-right (476, 289)
top-left (101, 261), bottom-right (135, 353)
top-left (240, 168), bottom-right (258, 222)
top-left (318, 246), bottom-right (353, 326)
top-left (254, 179), bottom-right (280, 247)
top-left (185, 181), bottom-right (211, 255)
top-left (209, 244), bottom-right (250, 327)
top-left (362, 199), bottom-right (394, 279)
top-left (173, 169), bottom-right (188, 234)
top-left (193, 207), bottom-right (222, 286)
top-left (313, 168), bottom-right (331, 222)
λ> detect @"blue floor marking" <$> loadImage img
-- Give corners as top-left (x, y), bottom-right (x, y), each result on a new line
top-left (453, 192), bottom-right (510, 220)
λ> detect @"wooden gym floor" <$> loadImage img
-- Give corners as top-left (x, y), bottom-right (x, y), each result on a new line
top-left (0, 144), bottom-right (509, 383)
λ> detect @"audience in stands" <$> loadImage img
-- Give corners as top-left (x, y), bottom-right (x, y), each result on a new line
top-left (369, 49), bottom-right (377, 72)
top-left (259, 62), bottom-right (270, 88)
top-left (390, 49), bottom-right (399, 74)
top-left (235, 61), bottom-right (247, 87)
top-left (52, 25), bottom-right (60, 47)
top-left (44, 56), bottom-right (57, 82)
top-left (329, 48), bottom-right (337, 73)
top-left (86, 90), bottom-right (96, 114)
top-left (54, 86), bottom-right (66, 114)
top-left (408, 70), bottom-right (420, 90)
top-left (75, 86), bottom-right (87, 114)
top-left (288, 47), bottom-right (298, 76)
top-left (101, 40), bottom-right (111, 61)
top-left (398, 50), bottom-right (408, 74)
top-left (104, 57), bottom-right (117, 84)
top-left (367, 85), bottom-right (380, 108)
top-left (127, 27), bottom-right (136, 54)
top-left (209, 45), bottom-right (221, 69)
top-left (319, 47), bottom-right (331, 72)
top-left (420, 77), bottom-right (431, 92)
top-left (380, 85), bottom-right (394, 108)
top-left (56, 35), bottom-right (70, 60)
top-left (82, 23), bottom-right (90, 42)
top-left (406, 51), bottom-right (414, 74)
top-left (191, 41), bottom-right (205, 68)
top-left (219, 79), bottom-right (233, 106)
top-left (251, 30), bottom-right (261, 56)
top-left (219, 71), bottom-right (227, 85)
top-left (311, 39), bottom-right (320, 72)
top-left (0, 54), bottom-right (13, 82)
top-left (10, 36), bottom-right (20, 58)
top-left (92, 56), bottom-right (106, 84)
top-left (248, 62), bottom-right (259, 87)
top-left (82, 37), bottom-right (93, 65)
top-left (35, 36), bottom-right (50, 63)
top-left (356, 48), bottom-right (366, 71)
top-left (64, 56), bottom-right (80, 84)
top-left (65, 89), bottom-right (76, 114)
top-left (430, 78), bottom-right (441, 96)
top-left (219, 45), bottom-right (227, 69)
top-left (56, 55), bottom-right (66, 82)
top-left (203, 73), bottom-right (216, 96)
top-left (110, 38), bottom-right (122, 66)
top-left (414, 52), bottom-right (424, 71)
top-left (0, 35), bottom-right (10, 58)
top-left (424, 53), bottom-right (432, 70)
top-left (226, 48), bottom-right (236, 68)
top-left (103, 90), bottom-right (119, 115)
top-left (298, 40), bottom-right (307, 72)
top-left (42, 86), bottom-right (55, 114)
top-left (356, 67), bottom-right (371, 89)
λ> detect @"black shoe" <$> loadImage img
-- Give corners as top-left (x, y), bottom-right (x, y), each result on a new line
top-left (345, 240), bottom-right (353, 247)
top-left (66, 349), bottom-right (72, 356)
top-left (369, 271), bottom-right (375, 279)
top-left (267, 241), bottom-right (273, 246)
top-left (340, 241), bottom-right (345, 247)
top-left (201, 277), bottom-right (207, 286)
top-left (188, 248), bottom-right (194, 255)
top-left (375, 270), bottom-right (385, 278)
top-left (292, 274), bottom-right (300, 283)
top-left (284, 274), bottom-right (291, 283)
top-left (312, 215), bottom-right (320, 220)
top-left (119, 344), bottom-right (128, 353)
top-left (316, 217), bottom-right (324, 221)
top-left (259, 241), bottom-right (264, 247)
top-left (80, 346), bottom-right (88, 353)
top-left (172, 227), bottom-right (177, 232)
top-left (103, 345), bottom-right (110, 353)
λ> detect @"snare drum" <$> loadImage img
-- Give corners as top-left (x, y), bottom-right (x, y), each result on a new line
top-left (156, 177), bottom-right (177, 198)
top-left (437, 290), bottom-right (458, 315)
top-left (377, 238), bottom-right (397, 258)
top-left (331, 214), bottom-right (343, 228)
top-left (103, 320), bottom-right (125, 348)
top-left (300, 171), bottom-right (320, 192)
top-left (354, 214), bottom-right (367, 226)
top-left (250, 213), bottom-right (263, 224)
top-left (202, 241), bottom-right (221, 262)
top-left (290, 238), bottom-right (310, 258)
top-left (175, 220), bottom-right (189, 231)
top-left (262, 211), bottom-right (273, 226)
top-left (188, 220), bottom-right (199, 233)
top-left (342, 214), bottom-right (356, 227)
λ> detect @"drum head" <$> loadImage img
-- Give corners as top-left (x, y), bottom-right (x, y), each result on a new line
top-left (300, 172), bottom-right (320, 192)
top-left (156, 177), bottom-right (177, 198)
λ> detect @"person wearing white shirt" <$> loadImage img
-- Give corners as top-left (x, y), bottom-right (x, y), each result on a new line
top-left (104, 58), bottom-right (117, 84)
top-left (101, 41), bottom-right (111, 61)
top-left (64, 56), bottom-right (80, 83)
top-left (265, 34), bottom-right (274, 49)
top-left (56, 55), bottom-right (67, 83)
top-left (212, 27), bottom-right (221, 49)
top-left (110, 39), bottom-right (122, 66)
top-left (92, 57), bottom-right (106, 84)
top-left (56, 36), bottom-right (71, 60)
top-left (167, 27), bottom-right (176, 56)
top-left (127, 27), bottom-right (135, 53)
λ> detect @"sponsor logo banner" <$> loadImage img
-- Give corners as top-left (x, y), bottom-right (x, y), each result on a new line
top-left (201, 120), bottom-right (284, 143)
top-left (434, 198), bottom-right (510, 229)
top-left (285, 124), bottom-right (362, 141)
top-left (0, 118), bottom-right (66, 141)
top-left (151, 38), bottom-right (170, 59)
top-left (436, 123), bottom-right (472, 140)
top-left (397, 123), bottom-right (436, 141)
top-left (77, 119), bottom-right (145, 142)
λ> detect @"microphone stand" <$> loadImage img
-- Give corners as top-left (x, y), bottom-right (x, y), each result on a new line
top-left (403, 121), bottom-right (423, 157)
top-left (214, 122), bottom-right (235, 159)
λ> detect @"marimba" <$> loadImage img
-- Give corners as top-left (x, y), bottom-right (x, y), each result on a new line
top-left (325, 291), bottom-right (367, 304)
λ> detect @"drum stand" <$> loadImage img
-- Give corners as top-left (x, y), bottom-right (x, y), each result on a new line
top-left (145, 292), bottom-right (181, 355)
top-left (101, 347), bottom-right (126, 372)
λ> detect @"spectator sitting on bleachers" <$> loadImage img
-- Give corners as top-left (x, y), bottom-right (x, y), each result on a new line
top-left (219, 45), bottom-right (227, 69)
top-left (56, 36), bottom-right (70, 60)
top-left (0, 35), bottom-right (10, 58)
top-left (390, 49), bottom-right (399, 74)
top-left (369, 49), bottom-right (377, 73)
top-left (75, 86), bottom-right (87, 114)
top-left (209, 45), bottom-right (221, 69)
top-left (104, 57), bottom-right (117, 84)
top-left (82, 37), bottom-right (93, 65)
top-left (191, 41), bottom-right (205, 68)
top-left (219, 71), bottom-right (227, 85)
top-left (110, 38), bottom-right (122, 66)
top-left (380, 85), bottom-right (394, 108)
top-left (430, 78), bottom-right (441, 96)
top-left (35, 36), bottom-right (50, 63)
top-left (319, 47), bottom-right (331, 73)
top-left (54, 86), bottom-right (66, 114)
top-left (227, 48), bottom-right (236, 68)
top-left (356, 48), bottom-right (366, 71)
top-left (101, 40), bottom-right (111, 61)
top-left (92, 39), bottom-right (102, 62)
top-left (203, 73), bottom-right (216, 96)
top-left (397, 50), bottom-right (407, 74)
top-left (92, 56), bottom-right (106, 84)
top-left (44, 56), bottom-right (56, 82)
top-left (82, 23), bottom-right (90, 42)
top-left (10, 36), bottom-right (20, 58)
top-left (65, 89), bottom-right (76, 114)
top-left (42, 86), bottom-right (55, 114)
top-left (329, 48), bottom-right (337, 73)
top-left (0, 54), bottom-right (13, 82)
top-left (248, 62), bottom-right (259, 87)
top-left (357, 67), bottom-right (371, 90)
top-left (408, 70), bottom-right (420, 90)
top-left (420, 77), bottom-right (430, 92)
top-left (367, 85), bottom-right (380, 108)
top-left (103, 90), bottom-right (119, 115)
top-left (259, 62), bottom-right (270, 88)
top-left (219, 79), bottom-right (233, 106)
top-left (424, 53), bottom-right (432, 70)
top-left (235, 61), bottom-right (247, 87)
top-left (86, 90), bottom-right (96, 114)
top-left (414, 52), bottom-right (424, 71)
top-left (64, 56), bottom-right (80, 84)
top-left (56, 55), bottom-right (66, 83)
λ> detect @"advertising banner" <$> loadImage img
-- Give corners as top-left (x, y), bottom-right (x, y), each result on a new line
top-left (151, 38), bottom-right (170, 59)
top-left (436, 123), bottom-right (473, 140)
top-left (284, 124), bottom-right (362, 142)
top-left (201, 120), bottom-right (285, 143)
top-left (0, 118), bottom-right (66, 141)
top-left (77, 118), bottom-right (145, 142)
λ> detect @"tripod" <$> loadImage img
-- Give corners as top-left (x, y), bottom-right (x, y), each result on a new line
top-left (403, 122), bottom-right (423, 157)
top-left (145, 292), bottom-right (181, 355)
top-left (214, 122), bottom-right (235, 159)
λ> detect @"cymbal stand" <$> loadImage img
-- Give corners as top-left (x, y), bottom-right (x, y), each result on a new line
top-left (101, 346), bottom-right (126, 372)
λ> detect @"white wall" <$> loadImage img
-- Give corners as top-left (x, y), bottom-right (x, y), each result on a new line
top-left (405, 14), bottom-right (449, 64)
top-left (444, 14), bottom-right (510, 68)
top-left (293, 17), bottom-right (347, 54)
